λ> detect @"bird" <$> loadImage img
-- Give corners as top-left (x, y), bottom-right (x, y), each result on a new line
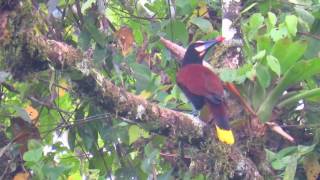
top-left (176, 36), bottom-right (235, 145)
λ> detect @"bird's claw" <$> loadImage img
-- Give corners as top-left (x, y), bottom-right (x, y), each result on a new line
top-left (191, 110), bottom-right (200, 118)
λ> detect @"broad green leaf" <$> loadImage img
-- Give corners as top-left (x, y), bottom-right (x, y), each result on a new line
top-left (252, 50), bottom-right (266, 61)
top-left (297, 144), bottom-right (315, 156)
top-left (257, 35), bottom-right (272, 52)
top-left (268, 12), bottom-right (277, 27)
top-left (274, 146), bottom-right (297, 160)
top-left (100, 122), bottom-right (129, 145)
top-left (252, 81), bottom-right (266, 109)
top-left (285, 15), bottom-right (298, 36)
top-left (257, 58), bottom-right (320, 122)
top-left (272, 155), bottom-right (292, 170)
top-left (271, 39), bottom-right (308, 73)
top-left (93, 46), bottom-right (106, 64)
top-left (23, 147), bottom-right (43, 162)
top-left (256, 64), bottom-right (271, 88)
top-left (163, 20), bottom-right (188, 45)
top-left (128, 125), bottom-right (150, 145)
top-left (265, 149), bottom-right (276, 162)
top-left (283, 157), bottom-right (298, 180)
top-left (266, 55), bottom-right (281, 76)
top-left (78, 30), bottom-right (91, 50)
top-left (42, 165), bottom-right (69, 180)
top-left (270, 24), bottom-right (288, 41)
top-left (81, 0), bottom-right (96, 13)
top-left (131, 63), bottom-right (152, 93)
top-left (176, 0), bottom-right (197, 15)
top-left (84, 16), bottom-right (105, 47)
top-left (189, 17), bottom-right (213, 33)
top-left (128, 21), bottom-right (144, 45)
top-left (249, 13), bottom-right (265, 29)
top-left (77, 124), bottom-right (97, 150)
top-left (141, 148), bottom-right (160, 173)
top-left (270, 146), bottom-right (297, 170)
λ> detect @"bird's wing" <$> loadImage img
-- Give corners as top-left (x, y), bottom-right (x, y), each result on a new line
top-left (177, 65), bottom-right (224, 105)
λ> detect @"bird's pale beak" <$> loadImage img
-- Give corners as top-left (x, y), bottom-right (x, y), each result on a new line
top-left (195, 36), bottom-right (224, 55)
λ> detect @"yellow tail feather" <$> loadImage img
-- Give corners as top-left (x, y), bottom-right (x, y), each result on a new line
top-left (215, 125), bottom-right (235, 145)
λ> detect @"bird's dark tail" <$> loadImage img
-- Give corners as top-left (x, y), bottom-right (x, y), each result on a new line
top-left (209, 103), bottom-right (235, 145)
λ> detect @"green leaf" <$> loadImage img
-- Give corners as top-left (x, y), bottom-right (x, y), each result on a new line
top-left (252, 81), bottom-right (266, 109)
top-left (176, 0), bottom-right (197, 15)
top-left (163, 20), bottom-right (188, 45)
top-left (285, 15), bottom-right (298, 36)
top-left (271, 39), bottom-right (308, 73)
top-left (68, 127), bottom-right (76, 151)
top-left (272, 155), bottom-right (292, 170)
top-left (278, 88), bottom-right (320, 108)
top-left (252, 50), bottom-right (266, 61)
top-left (283, 157), bottom-right (298, 180)
top-left (265, 149), bottom-right (276, 162)
top-left (141, 148), bottom-right (160, 173)
top-left (256, 64), bottom-right (271, 88)
top-left (266, 55), bottom-right (281, 76)
top-left (128, 125), bottom-right (150, 145)
top-left (249, 13), bottom-right (265, 29)
top-left (257, 35), bottom-right (272, 52)
top-left (42, 165), bottom-right (69, 180)
top-left (78, 30), bottom-right (91, 50)
top-left (268, 12), bottom-right (277, 27)
top-left (14, 106), bottom-right (31, 122)
top-left (81, 0), bottom-right (95, 14)
top-left (257, 58), bottom-right (320, 122)
top-left (297, 144), bottom-right (315, 156)
top-left (77, 124), bottom-right (97, 150)
top-left (27, 139), bottom-right (42, 150)
top-left (84, 16), bottom-right (105, 47)
top-left (23, 147), bottom-right (43, 162)
top-left (270, 146), bottom-right (297, 170)
top-left (93, 46), bottom-right (106, 64)
top-left (270, 24), bottom-right (288, 41)
top-left (189, 17), bottom-right (213, 33)
top-left (131, 63), bottom-right (152, 93)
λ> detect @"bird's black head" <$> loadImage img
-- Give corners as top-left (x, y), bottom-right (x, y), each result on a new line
top-left (182, 36), bottom-right (224, 66)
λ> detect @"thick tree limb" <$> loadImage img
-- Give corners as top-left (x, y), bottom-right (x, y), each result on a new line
top-left (24, 32), bottom-right (262, 179)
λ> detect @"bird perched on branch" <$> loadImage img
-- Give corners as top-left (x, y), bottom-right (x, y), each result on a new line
top-left (176, 36), bottom-right (235, 145)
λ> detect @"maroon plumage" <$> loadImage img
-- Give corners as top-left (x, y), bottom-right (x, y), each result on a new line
top-left (176, 37), bottom-right (235, 144)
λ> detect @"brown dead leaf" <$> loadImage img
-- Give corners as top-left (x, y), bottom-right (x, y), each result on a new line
top-left (25, 106), bottom-right (39, 124)
top-left (13, 172), bottom-right (30, 180)
top-left (11, 117), bottom-right (40, 154)
top-left (116, 26), bottom-right (134, 56)
top-left (304, 153), bottom-right (320, 180)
